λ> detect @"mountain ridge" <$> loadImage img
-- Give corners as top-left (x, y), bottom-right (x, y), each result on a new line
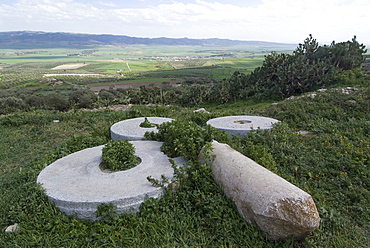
top-left (0, 31), bottom-right (295, 48)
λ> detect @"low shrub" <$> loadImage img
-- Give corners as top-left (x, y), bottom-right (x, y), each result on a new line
top-left (139, 117), bottom-right (154, 128)
top-left (100, 140), bottom-right (138, 172)
top-left (145, 119), bottom-right (230, 161)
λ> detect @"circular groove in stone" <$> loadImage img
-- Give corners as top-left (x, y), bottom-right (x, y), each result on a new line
top-left (37, 140), bottom-right (186, 220)
top-left (110, 117), bottom-right (174, 141)
top-left (207, 115), bottom-right (279, 136)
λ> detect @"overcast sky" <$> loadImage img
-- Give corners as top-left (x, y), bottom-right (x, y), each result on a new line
top-left (0, 0), bottom-right (369, 45)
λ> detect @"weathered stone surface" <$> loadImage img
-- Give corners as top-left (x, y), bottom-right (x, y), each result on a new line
top-left (4, 223), bottom-right (20, 233)
top-left (110, 117), bottom-right (173, 141)
top-left (203, 140), bottom-right (320, 240)
top-left (207, 116), bottom-right (279, 137)
top-left (37, 141), bottom-right (186, 220)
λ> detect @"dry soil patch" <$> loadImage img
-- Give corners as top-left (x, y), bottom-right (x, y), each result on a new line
top-left (97, 59), bottom-right (127, 63)
top-left (51, 64), bottom-right (88, 70)
top-left (44, 73), bottom-right (101, 77)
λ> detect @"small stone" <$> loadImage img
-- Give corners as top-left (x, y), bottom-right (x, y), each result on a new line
top-left (193, 108), bottom-right (210, 114)
top-left (297, 130), bottom-right (315, 136)
top-left (306, 93), bottom-right (317, 99)
top-left (341, 88), bottom-right (350, 94)
top-left (341, 87), bottom-right (359, 94)
top-left (5, 223), bottom-right (20, 233)
top-left (317, 89), bottom-right (327, 92)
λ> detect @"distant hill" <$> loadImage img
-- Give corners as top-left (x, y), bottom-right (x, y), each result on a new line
top-left (0, 31), bottom-right (294, 48)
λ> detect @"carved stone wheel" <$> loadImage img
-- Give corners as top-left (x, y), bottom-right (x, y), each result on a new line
top-left (207, 115), bottom-right (279, 136)
top-left (37, 141), bottom-right (186, 220)
top-left (110, 117), bottom-right (174, 141)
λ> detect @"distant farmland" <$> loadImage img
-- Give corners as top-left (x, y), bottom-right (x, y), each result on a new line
top-left (0, 44), bottom-right (294, 90)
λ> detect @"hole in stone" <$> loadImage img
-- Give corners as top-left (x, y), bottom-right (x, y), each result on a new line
top-left (234, 120), bottom-right (252, 124)
top-left (100, 156), bottom-right (142, 173)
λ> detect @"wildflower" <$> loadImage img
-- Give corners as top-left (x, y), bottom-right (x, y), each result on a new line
top-left (174, 147), bottom-right (178, 151)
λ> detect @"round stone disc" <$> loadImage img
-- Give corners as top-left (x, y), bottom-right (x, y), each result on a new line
top-left (110, 117), bottom-right (173, 141)
top-left (37, 140), bottom-right (185, 220)
top-left (207, 115), bottom-right (279, 136)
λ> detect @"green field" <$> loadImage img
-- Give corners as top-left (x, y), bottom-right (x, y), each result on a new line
top-left (0, 44), bottom-right (294, 89)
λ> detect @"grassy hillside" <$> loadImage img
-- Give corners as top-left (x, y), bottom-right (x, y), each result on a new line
top-left (0, 36), bottom-right (368, 246)
top-left (0, 83), bottom-right (369, 247)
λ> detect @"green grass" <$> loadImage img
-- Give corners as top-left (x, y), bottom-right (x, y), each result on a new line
top-left (0, 85), bottom-right (369, 247)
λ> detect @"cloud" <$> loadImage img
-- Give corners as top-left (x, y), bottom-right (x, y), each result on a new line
top-left (0, 0), bottom-right (369, 44)
top-left (98, 1), bottom-right (117, 7)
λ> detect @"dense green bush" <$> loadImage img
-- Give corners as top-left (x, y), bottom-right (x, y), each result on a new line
top-left (101, 140), bottom-right (138, 172)
top-left (145, 119), bottom-right (230, 161)
top-left (210, 35), bottom-right (367, 101)
top-left (69, 89), bottom-right (97, 108)
top-left (44, 92), bottom-right (70, 111)
top-left (0, 96), bottom-right (25, 114)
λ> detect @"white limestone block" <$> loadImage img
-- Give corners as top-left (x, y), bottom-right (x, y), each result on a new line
top-left (203, 140), bottom-right (320, 240)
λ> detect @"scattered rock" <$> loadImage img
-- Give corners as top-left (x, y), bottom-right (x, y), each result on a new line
top-left (201, 141), bottom-right (320, 240)
top-left (341, 87), bottom-right (359, 94)
top-left (306, 93), bottom-right (317, 99)
top-left (341, 88), bottom-right (350, 94)
top-left (297, 130), bottom-right (315, 136)
top-left (4, 223), bottom-right (20, 234)
top-left (317, 89), bottom-right (327, 92)
top-left (79, 104), bottom-right (132, 112)
top-left (193, 108), bottom-right (210, 114)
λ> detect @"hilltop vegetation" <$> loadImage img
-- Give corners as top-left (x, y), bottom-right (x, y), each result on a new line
top-left (0, 35), bottom-right (369, 247)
